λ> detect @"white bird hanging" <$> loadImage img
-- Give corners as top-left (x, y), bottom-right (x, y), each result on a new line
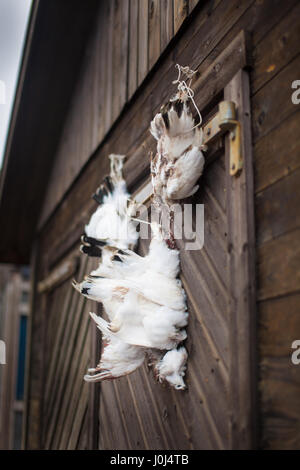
top-left (81, 154), bottom-right (139, 256)
top-left (84, 335), bottom-right (146, 383)
top-left (150, 65), bottom-right (205, 206)
top-left (73, 222), bottom-right (188, 352)
top-left (73, 65), bottom-right (205, 391)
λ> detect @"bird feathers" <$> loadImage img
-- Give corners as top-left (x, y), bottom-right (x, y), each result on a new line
top-left (150, 98), bottom-right (205, 205)
top-left (73, 65), bottom-right (205, 390)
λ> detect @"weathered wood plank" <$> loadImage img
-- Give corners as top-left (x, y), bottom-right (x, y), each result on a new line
top-left (112, 0), bottom-right (123, 121)
top-left (189, 0), bottom-right (199, 12)
top-left (257, 228), bottom-right (300, 301)
top-left (254, 110), bottom-right (300, 194)
top-left (251, 2), bottom-right (300, 94)
top-left (76, 406), bottom-right (89, 450)
top-left (52, 305), bottom-right (91, 448)
top-left (173, 0), bottom-right (188, 34)
top-left (149, 0), bottom-right (161, 69)
top-left (112, 363), bottom-right (171, 449)
top-left (252, 54), bottom-right (300, 142)
top-left (160, 0), bottom-right (174, 52)
top-left (87, 313), bottom-right (101, 450)
top-left (39, 0), bottom-right (300, 230)
top-left (138, 0), bottom-right (149, 85)
top-left (258, 293), bottom-right (300, 358)
top-left (42, 282), bottom-right (74, 413)
top-left (93, 1), bottom-right (109, 147)
top-left (225, 69), bottom-right (257, 449)
top-left (128, 0), bottom-right (139, 99)
top-left (43, 256), bottom-right (88, 435)
top-left (67, 378), bottom-right (90, 449)
top-left (259, 357), bottom-right (300, 449)
top-left (104, 0), bottom-right (114, 133)
top-left (259, 294), bottom-right (300, 447)
top-left (121, 0), bottom-right (130, 105)
top-left (255, 167), bottom-right (300, 245)
top-left (38, 30), bottom-right (249, 269)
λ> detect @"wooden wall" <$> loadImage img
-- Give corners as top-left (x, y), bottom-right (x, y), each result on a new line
top-left (26, 0), bottom-right (300, 449)
top-left (39, 0), bottom-right (200, 228)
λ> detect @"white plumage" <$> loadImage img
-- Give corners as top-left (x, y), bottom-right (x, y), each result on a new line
top-left (74, 154), bottom-right (189, 388)
top-left (83, 154), bottom-right (139, 253)
top-left (74, 65), bottom-right (207, 390)
top-left (84, 335), bottom-right (146, 382)
top-left (73, 223), bottom-right (188, 352)
top-left (155, 347), bottom-right (188, 390)
top-left (150, 98), bottom-right (205, 204)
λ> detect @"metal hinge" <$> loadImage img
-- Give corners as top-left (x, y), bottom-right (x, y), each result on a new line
top-left (203, 101), bottom-right (243, 176)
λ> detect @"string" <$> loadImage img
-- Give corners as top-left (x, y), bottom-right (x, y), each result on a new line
top-left (130, 217), bottom-right (152, 226)
top-left (172, 64), bottom-right (203, 134)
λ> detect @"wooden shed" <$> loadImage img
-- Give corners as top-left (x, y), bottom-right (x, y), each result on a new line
top-left (0, 0), bottom-right (299, 450)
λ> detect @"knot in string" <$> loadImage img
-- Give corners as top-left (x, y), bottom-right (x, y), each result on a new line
top-left (171, 64), bottom-right (203, 135)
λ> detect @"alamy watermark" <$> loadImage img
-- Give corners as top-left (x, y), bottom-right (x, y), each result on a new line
top-left (0, 340), bottom-right (5, 365)
top-left (291, 340), bottom-right (300, 365)
top-left (0, 80), bottom-right (5, 105)
top-left (291, 80), bottom-right (300, 104)
top-left (104, 203), bottom-right (205, 251)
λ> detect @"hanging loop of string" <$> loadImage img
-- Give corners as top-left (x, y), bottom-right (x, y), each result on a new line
top-left (172, 64), bottom-right (203, 136)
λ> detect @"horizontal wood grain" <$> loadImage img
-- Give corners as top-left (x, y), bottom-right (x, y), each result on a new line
top-left (255, 167), bottom-right (300, 245)
top-left (257, 228), bottom-right (300, 301)
top-left (254, 110), bottom-right (300, 194)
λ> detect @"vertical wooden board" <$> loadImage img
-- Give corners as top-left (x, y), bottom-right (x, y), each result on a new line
top-left (98, 393), bottom-right (111, 449)
top-left (83, 45), bottom-right (95, 168)
top-left (111, 0), bottom-right (129, 120)
top-left (100, 381), bottom-right (133, 449)
top-left (45, 260), bottom-right (94, 448)
top-left (173, 0), bottom-right (188, 34)
top-left (43, 256), bottom-right (88, 440)
top-left (120, 0), bottom-right (130, 106)
top-left (189, 0), bottom-right (199, 12)
top-left (183, 302), bottom-right (229, 444)
top-left (112, 0), bottom-right (122, 121)
top-left (225, 70), bottom-right (257, 449)
top-left (178, 253), bottom-right (229, 366)
top-left (160, 0), bottom-right (174, 52)
top-left (123, 369), bottom-right (170, 449)
top-left (93, 3), bottom-right (108, 147)
top-left (51, 305), bottom-right (90, 449)
top-left (67, 379), bottom-right (90, 449)
top-left (58, 299), bottom-right (93, 449)
top-left (128, 0), bottom-right (139, 99)
top-left (76, 407), bottom-right (89, 450)
top-left (87, 316), bottom-right (101, 450)
top-left (138, 366), bottom-right (192, 449)
top-left (42, 284), bottom-right (74, 411)
top-left (148, 0), bottom-right (161, 70)
top-left (138, 0), bottom-right (149, 85)
top-left (104, 0), bottom-right (114, 133)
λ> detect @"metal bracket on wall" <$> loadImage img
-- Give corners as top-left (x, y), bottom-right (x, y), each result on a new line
top-left (203, 100), bottom-right (243, 176)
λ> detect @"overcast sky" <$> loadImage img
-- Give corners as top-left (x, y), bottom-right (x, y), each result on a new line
top-left (0, 0), bottom-right (32, 168)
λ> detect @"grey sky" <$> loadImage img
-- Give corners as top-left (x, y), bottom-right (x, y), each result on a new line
top-left (0, 0), bottom-right (32, 168)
